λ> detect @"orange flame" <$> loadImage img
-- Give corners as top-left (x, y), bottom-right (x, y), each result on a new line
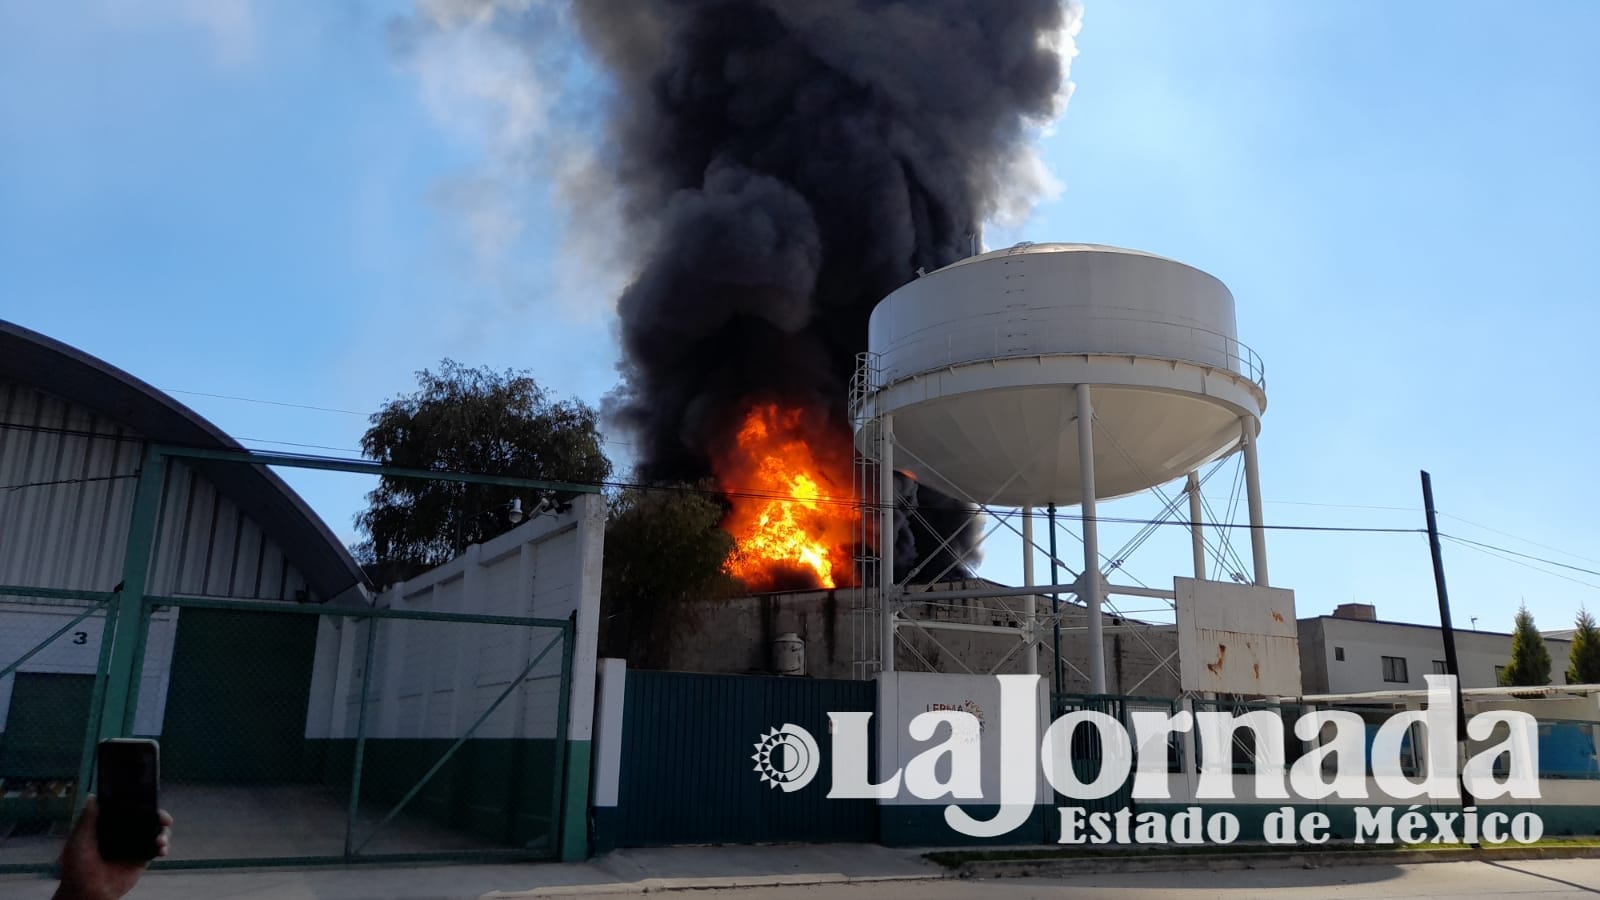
top-left (716, 403), bottom-right (858, 592)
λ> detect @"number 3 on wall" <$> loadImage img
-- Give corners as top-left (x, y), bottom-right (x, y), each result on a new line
top-left (73, 631), bottom-right (88, 645)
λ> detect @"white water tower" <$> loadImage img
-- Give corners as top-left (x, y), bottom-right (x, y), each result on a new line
top-left (852, 243), bottom-right (1274, 692)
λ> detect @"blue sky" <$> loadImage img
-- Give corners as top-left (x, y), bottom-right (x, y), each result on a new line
top-left (3, 1), bottom-right (1597, 635)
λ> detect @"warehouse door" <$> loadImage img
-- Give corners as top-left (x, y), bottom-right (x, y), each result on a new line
top-left (0, 672), bottom-right (95, 780)
top-left (159, 607), bottom-right (320, 782)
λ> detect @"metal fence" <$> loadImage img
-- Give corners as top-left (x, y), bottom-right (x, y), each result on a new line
top-left (0, 590), bottom-right (115, 868)
top-left (1, 441), bottom-right (602, 871)
top-left (610, 671), bottom-right (878, 847)
top-left (0, 588), bottom-right (573, 871)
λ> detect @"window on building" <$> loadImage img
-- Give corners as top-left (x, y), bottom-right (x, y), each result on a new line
top-left (1382, 656), bottom-right (1408, 683)
top-left (1495, 665), bottom-right (1507, 683)
top-left (1432, 660), bottom-right (1448, 675)
top-left (1334, 647), bottom-right (1345, 661)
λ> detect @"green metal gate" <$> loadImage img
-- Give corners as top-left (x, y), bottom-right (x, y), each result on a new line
top-left (145, 597), bottom-right (575, 867)
top-left (0, 590), bottom-right (114, 865)
top-left (0, 591), bottom-right (574, 872)
top-left (612, 671), bottom-right (877, 846)
top-left (1, 442), bottom-right (597, 873)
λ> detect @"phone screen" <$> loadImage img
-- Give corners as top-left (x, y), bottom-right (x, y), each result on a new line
top-left (96, 739), bottom-right (161, 862)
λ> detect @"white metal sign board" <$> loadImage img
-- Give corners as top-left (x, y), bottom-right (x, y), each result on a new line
top-left (1174, 577), bottom-right (1301, 696)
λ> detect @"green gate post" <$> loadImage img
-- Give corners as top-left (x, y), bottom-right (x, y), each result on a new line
top-left (73, 597), bottom-right (121, 814)
top-left (96, 446), bottom-right (167, 742)
top-left (344, 612), bottom-right (379, 860)
top-left (553, 620), bottom-right (580, 861)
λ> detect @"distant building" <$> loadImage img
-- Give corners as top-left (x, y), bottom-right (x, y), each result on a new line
top-left (1298, 602), bottom-right (1576, 693)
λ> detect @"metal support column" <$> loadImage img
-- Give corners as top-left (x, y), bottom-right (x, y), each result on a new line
top-left (98, 445), bottom-right (167, 740)
top-left (1240, 416), bottom-right (1270, 587)
top-left (1076, 384), bottom-right (1106, 695)
top-left (1023, 507), bottom-right (1037, 675)
top-left (1186, 471), bottom-right (1206, 580)
top-left (344, 613), bottom-right (379, 859)
top-left (1048, 503), bottom-right (1061, 693)
top-left (879, 415), bottom-right (896, 673)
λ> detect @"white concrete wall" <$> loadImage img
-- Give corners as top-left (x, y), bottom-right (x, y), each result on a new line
top-left (304, 494), bottom-right (604, 743)
top-left (875, 672), bottom-right (1052, 807)
top-left (590, 657), bottom-right (626, 808)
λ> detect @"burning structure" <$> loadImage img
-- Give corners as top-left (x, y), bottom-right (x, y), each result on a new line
top-left (576, 1), bottom-right (1079, 591)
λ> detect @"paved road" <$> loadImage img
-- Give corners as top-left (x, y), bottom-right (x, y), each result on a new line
top-left (695, 859), bottom-right (1600, 899)
top-left (5, 854), bottom-right (1596, 899)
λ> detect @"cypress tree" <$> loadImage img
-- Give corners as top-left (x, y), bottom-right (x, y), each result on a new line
top-left (1567, 609), bottom-right (1600, 685)
top-left (1499, 604), bottom-right (1552, 687)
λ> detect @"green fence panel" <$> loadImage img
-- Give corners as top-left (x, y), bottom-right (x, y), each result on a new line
top-left (614, 671), bottom-right (877, 846)
top-left (0, 593), bottom-right (112, 873)
top-left (122, 600), bottom-right (572, 868)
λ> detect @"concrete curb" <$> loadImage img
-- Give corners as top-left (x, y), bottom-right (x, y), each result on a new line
top-left (954, 844), bottom-right (1600, 878)
top-left (480, 871), bottom-right (946, 897)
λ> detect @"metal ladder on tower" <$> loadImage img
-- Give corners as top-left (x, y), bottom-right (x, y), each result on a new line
top-left (850, 351), bottom-right (884, 680)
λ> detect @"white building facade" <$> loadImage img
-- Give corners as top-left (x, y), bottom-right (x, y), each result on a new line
top-left (1299, 603), bottom-right (1576, 694)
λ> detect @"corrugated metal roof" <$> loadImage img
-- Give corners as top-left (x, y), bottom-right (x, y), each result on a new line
top-left (0, 319), bottom-right (366, 602)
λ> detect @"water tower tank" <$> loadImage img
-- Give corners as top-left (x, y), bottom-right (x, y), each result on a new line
top-left (855, 243), bottom-right (1267, 507)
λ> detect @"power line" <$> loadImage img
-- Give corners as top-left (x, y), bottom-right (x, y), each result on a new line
top-left (160, 386), bottom-right (637, 447)
top-left (1437, 533), bottom-right (1600, 581)
top-left (3, 473), bottom-right (137, 492)
top-left (1267, 499), bottom-right (1418, 513)
top-left (160, 388), bottom-right (367, 417)
top-left (1439, 511), bottom-right (1600, 568)
top-left (236, 437), bottom-right (366, 454)
top-left (1440, 535), bottom-right (1600, 592)
top-left (0, 420), bottom-right (1496, 537)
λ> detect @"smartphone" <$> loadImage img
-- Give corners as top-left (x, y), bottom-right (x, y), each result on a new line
top-left (95, 739), bottom-right (161, 862)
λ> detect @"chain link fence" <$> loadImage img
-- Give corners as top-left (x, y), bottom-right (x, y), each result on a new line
top-left (0, 590), bottom-right (115, 869)
top-left (0, 590), bottom-right (572, 872)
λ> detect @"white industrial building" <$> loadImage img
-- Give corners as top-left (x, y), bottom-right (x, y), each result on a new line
top-left (0, 318), bottom-right (371, 790)
top-left (1298, 602), bottom-right (1577, 693)
top-left (0, 318), bottom-right (604, 864)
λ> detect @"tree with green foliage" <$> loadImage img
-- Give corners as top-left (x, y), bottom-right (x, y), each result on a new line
top-left (599, 484), bottom-right (742, 669)
top-left (353, 360), bottom-right (612, 583)
top-left (1567, 608), bottom-right (1600, 685)
top-left (1498, 604), bottom-right (1553, 687)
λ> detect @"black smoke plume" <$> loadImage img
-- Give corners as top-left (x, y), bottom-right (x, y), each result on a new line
top-left (577, 0), bottom-right (1071, 581)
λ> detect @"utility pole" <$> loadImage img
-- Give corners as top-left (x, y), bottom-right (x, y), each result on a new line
top-left (1421, 470), bottom-right (1475, 810)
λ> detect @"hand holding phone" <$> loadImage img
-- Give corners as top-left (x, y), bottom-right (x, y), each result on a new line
top-left (54, 795), bottom-right (173, 900)
top-left (94, 739), bottom-right (162, 862)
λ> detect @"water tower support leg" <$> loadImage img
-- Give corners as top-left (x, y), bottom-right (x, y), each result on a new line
top-left (880, 415), bottom-right (897, 672)
top-left (1186, 471), bottom-right (1206, 580)
top-left (1241, 416), bottom-right (1270, 587)
top-left (1075, 383), bottom-right (1107, 695)
top-left (1023, 507), bottom-right (1037, 675)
